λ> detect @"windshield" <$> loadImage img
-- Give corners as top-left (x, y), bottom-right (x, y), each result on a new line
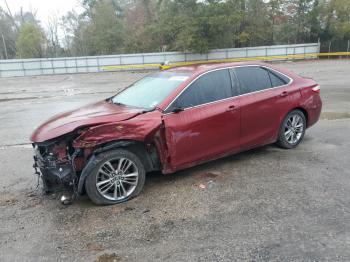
top-left (112, 71), bottom-right (190, 109)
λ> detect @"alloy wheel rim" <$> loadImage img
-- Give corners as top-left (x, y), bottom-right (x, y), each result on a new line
top-left (96, 157), bottom-right (139, 201)
top-left (284, 114), bottom-right (304, 144)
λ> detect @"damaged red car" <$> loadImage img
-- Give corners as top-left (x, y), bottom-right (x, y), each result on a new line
top-left (31, 62), bottom-right (322, 205)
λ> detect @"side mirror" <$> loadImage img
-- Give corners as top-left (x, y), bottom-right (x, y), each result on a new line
top-left (172, 107), bottom-right (184, 113)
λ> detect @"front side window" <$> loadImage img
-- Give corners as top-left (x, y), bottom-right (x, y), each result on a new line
top-left (234, 66), bottom-right (272, 95)
top-left (112, 71), bottom-right (190, 109)
top-left (168, 69), bottom-right (232, 110)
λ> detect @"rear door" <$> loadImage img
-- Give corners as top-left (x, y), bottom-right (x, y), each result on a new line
top-left (234, 66), bottom-right (293, 150)
top-left (162, 69), bottom-right (240, 171)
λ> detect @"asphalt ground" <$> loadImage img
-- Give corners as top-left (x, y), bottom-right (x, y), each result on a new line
top-left (0, 59), bottom-right (349, 261)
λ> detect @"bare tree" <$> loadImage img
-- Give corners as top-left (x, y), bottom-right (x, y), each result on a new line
top-left (47, 12), bottom-right (60, 57)
top-left (3, 0), bottom-right (19, 30)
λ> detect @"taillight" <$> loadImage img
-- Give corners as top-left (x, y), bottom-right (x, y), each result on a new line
top-left (312, 85), bottom-right (320, 92)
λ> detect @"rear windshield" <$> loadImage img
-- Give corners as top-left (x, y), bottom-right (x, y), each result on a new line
top-left (112, 71), bottom-right (190, 109)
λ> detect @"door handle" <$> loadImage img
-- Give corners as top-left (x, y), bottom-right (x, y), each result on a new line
top-left (280, 91), bottom-right (289, 97)
top-left (226, 105), bottom-right (236, 112)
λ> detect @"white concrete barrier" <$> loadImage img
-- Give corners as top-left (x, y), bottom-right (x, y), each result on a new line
top-left (0, 43), bottom-right (319, 77)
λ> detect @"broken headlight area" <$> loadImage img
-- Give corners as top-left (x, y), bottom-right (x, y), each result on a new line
top-left (32, 135), bottom-right (85, 194)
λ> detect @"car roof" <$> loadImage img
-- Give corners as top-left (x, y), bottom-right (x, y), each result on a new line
top-left (167, 61), bottom-right (267, 74)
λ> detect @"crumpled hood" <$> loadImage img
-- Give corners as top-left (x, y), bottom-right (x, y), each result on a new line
top-left (31, 100), bottom-right (143, 143)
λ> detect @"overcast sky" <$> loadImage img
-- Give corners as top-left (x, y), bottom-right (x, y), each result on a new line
top-left (1, 0), bottom-right (83, 25)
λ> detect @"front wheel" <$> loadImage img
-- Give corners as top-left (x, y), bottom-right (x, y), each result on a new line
top-left (85, 149), bottom-right (146, 205)
top-left (277, 110), bottom-right (306, 149)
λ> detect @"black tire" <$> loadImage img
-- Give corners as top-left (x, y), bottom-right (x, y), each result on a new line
top-left (277, 110), bottom-right (306, 149)
top-left (85, 149), bottom-right (146, 205)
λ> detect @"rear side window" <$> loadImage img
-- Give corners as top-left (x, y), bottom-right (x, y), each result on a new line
top-left (169, 69), bottom-right (232, 109)
top-left (235, 66), bottom-right (272, 94)
top-left (267, 69), bottom-right (290, 87)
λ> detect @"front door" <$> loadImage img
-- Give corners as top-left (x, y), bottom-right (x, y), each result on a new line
top-left (162, 69), bottom-right (240, 171)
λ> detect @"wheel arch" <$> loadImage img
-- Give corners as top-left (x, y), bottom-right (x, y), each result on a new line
top-left (290, 107), bottom-right (309, 127)
top-left (77, 139), bottom-right (161, 195)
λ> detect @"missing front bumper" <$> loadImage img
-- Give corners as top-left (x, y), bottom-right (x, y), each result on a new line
top-left (33, 150), bottom-right (75, 193)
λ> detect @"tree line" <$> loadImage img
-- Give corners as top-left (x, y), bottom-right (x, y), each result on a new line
top-left (0, 0), bottom-right (349, 59)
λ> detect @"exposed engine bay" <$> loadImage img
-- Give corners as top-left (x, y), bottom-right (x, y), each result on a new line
top-left (32, 133), bottom-right (84, 199)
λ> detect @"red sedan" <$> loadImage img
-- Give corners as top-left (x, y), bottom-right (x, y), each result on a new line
top-left (31, 62), bottom-right (322, 205)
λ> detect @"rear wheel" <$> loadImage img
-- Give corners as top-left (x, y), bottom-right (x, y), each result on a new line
top-left (85, 149), bottom-right (146, 205)
top-left (277, 110), bottom-right (306, 149)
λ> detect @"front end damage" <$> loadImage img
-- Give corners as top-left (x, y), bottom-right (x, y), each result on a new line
top-left (31, 109), bottom-right (166, 203)
top-left (32, 133), bottom-right (86, 198)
